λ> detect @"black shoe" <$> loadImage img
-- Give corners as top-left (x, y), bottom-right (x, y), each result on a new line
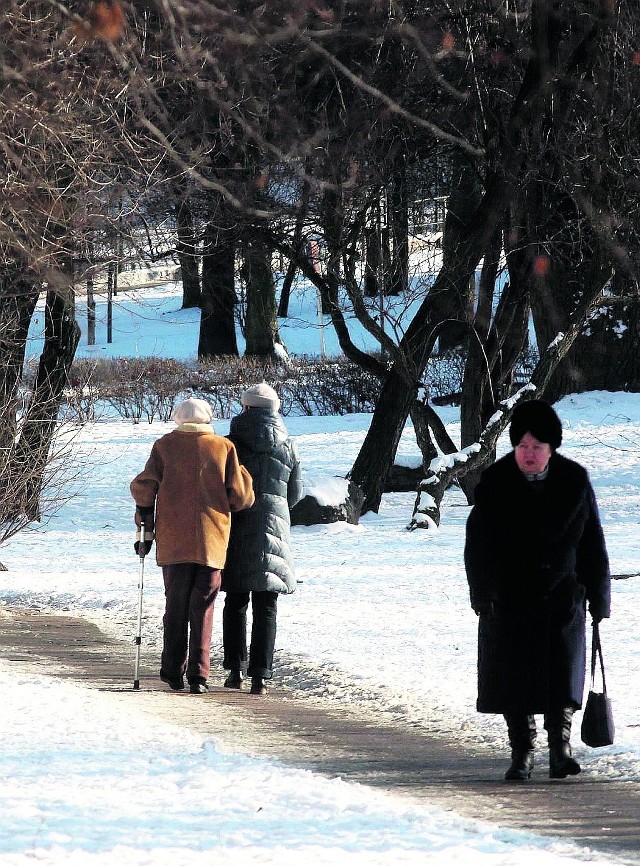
top-left (224, 670), bottom-right (244, 690)
top-left (504, 749), bottom-right (534, 781)
top-left (189, 681), bottom-right (209, 695)
top-left (160, 671), bottom-right (184, 691)
top-left (250, 676), bottom-right (267, 696)
top-left (549, 744), bottom-right (581, 779)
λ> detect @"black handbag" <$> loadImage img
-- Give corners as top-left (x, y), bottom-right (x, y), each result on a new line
top-left (580, 622), bottom-right (615, 748)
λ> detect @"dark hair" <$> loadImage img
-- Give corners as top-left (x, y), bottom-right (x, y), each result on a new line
top-left (509, 399), bottom-right (562, 450)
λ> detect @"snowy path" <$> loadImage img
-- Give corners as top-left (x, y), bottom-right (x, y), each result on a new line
top-left (1, 608), bottom-right (638, 866)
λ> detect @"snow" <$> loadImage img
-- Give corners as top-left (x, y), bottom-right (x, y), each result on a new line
top-left (304, 475), bottom-right (351, 507)
top-left (3, 284), bottom-right (639, 865)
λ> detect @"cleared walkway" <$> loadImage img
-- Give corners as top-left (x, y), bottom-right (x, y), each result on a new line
top-left (0, 608), bottom-right (638, 864)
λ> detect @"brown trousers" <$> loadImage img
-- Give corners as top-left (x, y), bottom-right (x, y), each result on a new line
top-left (161, 563), bottom-right (221, 683)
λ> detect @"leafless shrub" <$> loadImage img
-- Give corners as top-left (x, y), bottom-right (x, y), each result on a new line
top-left (277, 359), bottom-right (381, 416)
top-left (61, 349), bottom-right (537, 422)
top-left (184, 355), bottom-right (381, 417)
top-left (62, 358), bottom-right (190, 423)
top-left (0, 407), bottom-right (81, 551)
top-left (62, 360), bottom-right (104, 424)
top-left (61, 354), bottom-right (382, 421)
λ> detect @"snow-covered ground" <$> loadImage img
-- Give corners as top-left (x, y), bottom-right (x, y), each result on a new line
top-left (1, 284), bottom-right (638, 865)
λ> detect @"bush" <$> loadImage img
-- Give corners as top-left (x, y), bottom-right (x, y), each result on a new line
top-left (44, 346), bottom-right (542, 423)
top-left (60, 355), bottom-right (382, 422)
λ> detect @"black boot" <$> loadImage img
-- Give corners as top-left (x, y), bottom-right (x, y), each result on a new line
top-left (545, 708), bottom-right (581, 779)
top-left (160, 670), bottom-right (185, 691)
top-left (250, 676), bottom-right (267, 696)
top-left (189, 680), bottom-right (209, 695)
top-left (505, 750), bottom-right (535, 781)
top-left (504, 713), bottom-right (537, 781)
top-left (224, 670), bottom-right (244, 689)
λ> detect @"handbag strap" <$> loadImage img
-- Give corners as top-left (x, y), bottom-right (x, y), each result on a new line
top-left (590, 621), bottom-right (608, 694)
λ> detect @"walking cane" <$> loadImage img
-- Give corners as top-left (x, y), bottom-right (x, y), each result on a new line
top-left (133, 518), bottom-right (146, 691)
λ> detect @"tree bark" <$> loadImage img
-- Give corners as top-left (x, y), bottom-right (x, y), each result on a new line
top-left (278, 259), bottom-right (296, 318)
top-left (0, 271), bottom-right (40, 479)
top-left (16, 285), bottom-right (80, 520)
top-left (319, 187), bottom-right (341, 315)
top-left (198, 223), bottom-right (238, 358)
top-left (87, 269), bottom-right (96, 346)
top-left (278, 183), bottom-right (310, 318)
top-left (387, 158), bottom-right (409, 297)
top-left (176, 198), bottom-right (201, 309)
top-left (243, 236), bottom-right (280, 357)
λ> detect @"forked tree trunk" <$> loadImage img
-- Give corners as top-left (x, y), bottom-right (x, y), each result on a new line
top-left (408, 274), bottom-right (610, 529)
top-left (349, 164), bottom-right (507, 513)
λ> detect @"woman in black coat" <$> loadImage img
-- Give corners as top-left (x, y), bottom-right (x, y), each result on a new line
top-left (222, 383), bottom-right (303, 696)
top-left (465, 400), bottom-right (610, 781)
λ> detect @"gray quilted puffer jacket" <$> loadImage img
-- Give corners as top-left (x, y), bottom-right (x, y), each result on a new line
top-left (222, 408), bottom-right (303, 594)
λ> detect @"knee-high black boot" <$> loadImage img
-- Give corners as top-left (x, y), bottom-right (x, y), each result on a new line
top-left (545, 707), bottom-right (581, 779)
top-left (504, 714), bottom-right (537, 781)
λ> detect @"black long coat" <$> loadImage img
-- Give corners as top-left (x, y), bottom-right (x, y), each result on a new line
top-left (464, 451), bottom-right (610, 715)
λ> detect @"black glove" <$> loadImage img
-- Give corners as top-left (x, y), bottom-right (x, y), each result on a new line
top-left (588, 603), bottom-right (604, 624)
top-left (134, 506), bottom-right (155, 556)
top-left (472, 600), bottom-right (494, 617)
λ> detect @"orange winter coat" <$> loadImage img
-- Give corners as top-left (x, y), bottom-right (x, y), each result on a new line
top-left (130, 424), bottom-right (255, 568)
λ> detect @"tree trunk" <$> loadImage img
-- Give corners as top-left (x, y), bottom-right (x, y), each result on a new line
top-left (348, 0), bottom-right (587, 513)
top-left (535, 245), bottom-right (613, 403)
top-left (387, 159), bottom-right (409, 296)
top-left (278, 183), bottom-right (310, 318)
top-left (107, 262), bottom-right (114, 344)
top-left (364, 223), bottom-right (381, 299)
top-left (0, 271), bottom-right (40, 481)
top-left (408, 271), bottom-right (609, 529)
top-left (348, 260), bottom-right (471, 513)
top-left (458, 225), bottom-right (503, 497)
top-left (87, 269), bottom-right (96, 346)
top-left (198, 223), bottom-right (238, 358)
top-left (349, 165), bottom-right (510, 512)
top-left (16, 286), bottom-right (80, 519)
top-left (319, 187), bottom-right (341, 315)
top-left (176, 198), bottom-right (201, 309)
top-left (278, 259), bottom-right (296, 318)
top-left (243, 237), bottom-right (280, 357)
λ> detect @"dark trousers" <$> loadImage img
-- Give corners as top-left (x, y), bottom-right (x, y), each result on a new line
top-left (504, 708), bottom-right (575, 750)
top-left (223, 591), bottom-right (278, 679)
top-left (161, 563), bottom-right (221, 683)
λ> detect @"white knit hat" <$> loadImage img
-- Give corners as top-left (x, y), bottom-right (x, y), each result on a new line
top-left (241, 383), bottom-right (281, 413)
top-left (172, 398), bottom-right (213, 424)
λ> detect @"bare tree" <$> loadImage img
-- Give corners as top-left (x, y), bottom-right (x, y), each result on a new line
top-left (7, 0), bottom-right (635, 531)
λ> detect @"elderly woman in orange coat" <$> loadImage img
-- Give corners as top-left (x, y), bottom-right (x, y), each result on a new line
top-left (130, 398), bottom-right (254, 694)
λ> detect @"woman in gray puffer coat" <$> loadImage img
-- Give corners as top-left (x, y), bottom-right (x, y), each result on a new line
top-left (222, 383), bottom-right (303, 695)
